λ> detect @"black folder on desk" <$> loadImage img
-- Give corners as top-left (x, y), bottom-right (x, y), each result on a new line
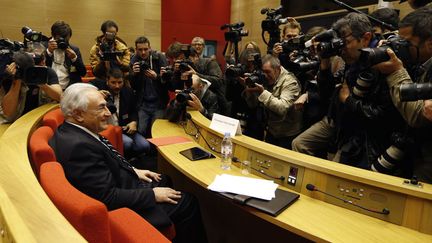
top-left (219, 189), bottom-right (299, 216)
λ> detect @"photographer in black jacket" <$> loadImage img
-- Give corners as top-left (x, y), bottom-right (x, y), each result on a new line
top-left (292, 13), bottom-right (405, 172)
top-left (130, 36), bottom-right (168, 137)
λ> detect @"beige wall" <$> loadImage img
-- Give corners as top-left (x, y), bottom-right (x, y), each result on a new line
top-left (230, 0), bottom-right (415, 55)
top-left (0, 0), bottom-right (161, 64)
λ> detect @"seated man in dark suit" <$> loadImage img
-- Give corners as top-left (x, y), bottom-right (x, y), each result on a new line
top-left (49, 83), bottom-right (207, 243)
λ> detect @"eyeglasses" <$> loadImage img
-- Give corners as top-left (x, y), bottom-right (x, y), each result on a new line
top-left (192, 43), bottom-right (204, 46)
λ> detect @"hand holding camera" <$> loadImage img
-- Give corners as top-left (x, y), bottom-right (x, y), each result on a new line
top-left (187, 93), bottom-right (204, 113)
top-left (372, 48), bottom-right (404, 75)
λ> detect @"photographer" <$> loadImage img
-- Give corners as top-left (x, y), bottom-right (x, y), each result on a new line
top-left (130, 36), bottom-right (168, 137)
top-left (242, 54), bottom-right (302, 149)
top-left (370, 8), bottom-right (399, 39)
top-left (165, 42), bottom-right (228, 115)
top-left (89, 20), bottom-right (130, 80)
top-left (166, 74), bottom-right (219, 120)
top-left (374, 6), bottom-right (432, 182)
top-left (272, 18), bottom-right (302, 68)
top-left (45, 21), bottom-right (86, 90)
top-left (292, 13), bottom-right (405, 171)
top-left (0, 51), bottom-right (61, 124)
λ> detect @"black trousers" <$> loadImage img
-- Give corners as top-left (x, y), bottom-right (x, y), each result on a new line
top-left (143, 175), bottom-right (208, 243)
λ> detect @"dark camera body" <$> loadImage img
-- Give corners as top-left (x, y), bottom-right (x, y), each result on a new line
top-left (56, 37), bottom-right (69, 50)
top-left (21, 26), bottom-right (46, 43)
top-left (221, 22), bottom-right (248, 43)
top-left (176, 88), bottom-right (193, 103)
top-left (400, 82), bottom-right (432, 102)
top-left (225, 64), bottom-right (247, 79)
top-left (313, 29), bottom-right (345, 59)
top-left (105, 93), bottom-right (117, 114)
top-left (0, 39), bottom-right (24, 80)
top-left (161, 66), bottom-right (174, 82)
top-left (138, 60), bottom-right (151, 71)
top-left (99, 42), bottom-right (123, 61)
top-left (245, 70), bottom-right (266, 88)
top-left (281, 35), bottom-right (306, 54)
top-left (359, 36), bottom-right (411, 67)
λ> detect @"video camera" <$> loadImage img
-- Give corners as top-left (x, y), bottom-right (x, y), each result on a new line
top-left (314, 29), bottom-right (345, 59)
top-left (0, 39), bottom-right (24, 79)
top-left (21, 26), bottom-right (49, 44)
top-left (359, 36), bottom-right (411, 67)
top-left (260, 5), bottom-right (289, 53)
top-left (221, 22), bottom-right (249, 43)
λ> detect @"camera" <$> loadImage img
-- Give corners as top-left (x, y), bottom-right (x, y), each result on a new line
top-left (245, 70), bottom-right (266, 88)
top-left (56, 37), bottom-right (69, 50)
top-left (99, 42), bottom-right (124, 61)
top-left (176, 88), bottom-right (193, 103)
top-left (161, 66), bottom-right (174, 82)
top-left (138, 60), bottom-right (151, 71)
top-left (105, 93), bottom-right (117, 114)
top-left (314, 29), bottom-right (345, 59)
top-left (225, 64), bottom-right (247, 79)
top-left (400, 82), bottom-right (432, 102)
top-left (281, 35), bottom-right (307, 54)
top-left (260, 5), bottom-right (288, 53)
top-left (359, 36), bottom-right (411, 67)
top-left (352, 71), bottom-right (377, 98)
top-left (371, 132), bottom-right (411, 174)
top-left (21, 26), bottom-right (47, 43)
top-left (221, 22), bottom-right (249, 43)
top-left (0, 39), bottom-right (24, 79)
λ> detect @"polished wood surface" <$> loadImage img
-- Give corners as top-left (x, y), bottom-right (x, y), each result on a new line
top-left (152, 111), bottom-right (432, 243)
top-left (0, 104), bottom-right (85, 242)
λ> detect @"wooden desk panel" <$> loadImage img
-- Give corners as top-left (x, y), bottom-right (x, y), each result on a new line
top-left (152, 112), bottom-right (432, 242)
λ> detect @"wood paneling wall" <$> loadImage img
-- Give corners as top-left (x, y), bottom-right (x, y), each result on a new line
top-left (0, 0), bottom-right (162, 64)
top-left (230, 0), bottom-right (416, 56)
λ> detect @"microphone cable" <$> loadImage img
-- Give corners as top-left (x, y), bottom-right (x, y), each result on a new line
top-left (306, 184), bottom-right (390, 215)
top-left (184, 113), bottom-right (221, 154)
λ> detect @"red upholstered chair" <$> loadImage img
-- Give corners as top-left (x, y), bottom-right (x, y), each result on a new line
top-left (42, 108), bottom-right (64, 131)
top-left (99, 125), bottom-right (124, 156)
top-left (40, 162), bottom-right (171, 243)
top-left (29, 126), bottom-right (56, 177)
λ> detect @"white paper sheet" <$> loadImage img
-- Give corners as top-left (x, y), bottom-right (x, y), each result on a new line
top-left (208, 174), bottom-right (278, 200)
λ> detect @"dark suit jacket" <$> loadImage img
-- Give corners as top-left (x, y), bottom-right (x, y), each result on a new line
top-left (45, 44), bottom-right (86, 88)
top-left (49, 122), bottom-right (172, 227)
top-left (90, 79), bottom-right (138, 126)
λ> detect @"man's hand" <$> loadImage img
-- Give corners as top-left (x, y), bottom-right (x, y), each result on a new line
top-left (47, 39), bottom-right (58, 53)
top-left (153, 187), bottom-right (181, 204)
top-left (134, 169), bottom-right (161, 183)
top-left (187, 93), bottom-right (204, 112)
top-left (123, 121), bottom-right (137, 134)
top-left (144, 69), bottom-right (157, 80)
top-left (294, 93), bottom-right (308, 110)
top-left (99, 90), bottom-right (110, 99)
top-left (132, 62), bottom-right (141, 73)
top-left (245, 83), bottom-right (264, 94)
top-left (423, 99), bottom-right (432, 122)
top-left (339, 82), bottom-right (350, 103)
top-left (272, 43), bottom-right (282, 57)
top-left (5, 63), bottom-right (17, 76)
top-left (372, 48), bottom-right (404, 75)
top-left (65, 47), bottom-right (77, 60)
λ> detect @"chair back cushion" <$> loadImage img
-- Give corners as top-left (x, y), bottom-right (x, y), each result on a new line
top-left (40, 162), bottom-right (111, 243)
top-left (42, 108), bottom-right (65, 131)
top-left (99, 125), bottom-right (124, 155)
top-left (29, 126), bottom-right (56, 176)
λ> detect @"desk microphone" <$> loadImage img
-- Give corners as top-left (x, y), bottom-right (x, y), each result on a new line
top-left (306, 184), bottom-right (390, 215)
top-left (185, 113), bottom-right (221, 154)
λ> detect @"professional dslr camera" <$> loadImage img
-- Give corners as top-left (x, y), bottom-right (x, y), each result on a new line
top-left (56, 37), bottom-right (69, 50)
top-left (281, 35), bottom-right (320, 73)
top-left (244, 54), bottom-right (266, 88)
top-left (314, 29), bottom-right (345, 59)
top-left (104, 93), bottom-right (117, 114)
top-left (99, 42), bottom-right (124, 61)
top-left (359, 36), bottom-right (411, 67)
top-left (176, 87), bottom-right (193, 104)
top-left (399, 82), bottom-right (432, 102)
top-left (221, 22), bottom-right (248, 43)
top-left (0, 39), bottom-right (24, 79)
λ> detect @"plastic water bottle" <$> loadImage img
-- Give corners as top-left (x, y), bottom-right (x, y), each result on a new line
top-left (220, 132), bottom-right (232, 170)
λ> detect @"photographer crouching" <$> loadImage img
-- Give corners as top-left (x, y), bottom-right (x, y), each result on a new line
top-left (165, 74), bottom-right (219, 122)
top-left (292, 13), bottom-right (407, 174)
top-left (373, 6), bottom-right (432, 183)
top-left (242, 54), bottom-right (303, 149)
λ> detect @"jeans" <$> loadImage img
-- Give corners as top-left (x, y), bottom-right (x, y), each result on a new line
top-left (138, 106), bottom-right (165, 137)
top-left (122, 133), bottom-right (151, 156)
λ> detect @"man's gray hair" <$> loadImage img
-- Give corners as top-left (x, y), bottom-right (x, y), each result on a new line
top-left (262, 54), bottom-right (281, 69)
top-left (60, 83), bottom-right (98, 118)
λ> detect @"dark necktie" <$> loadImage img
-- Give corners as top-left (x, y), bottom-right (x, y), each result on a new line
top-left (98, 135), bottom-right (134, 171)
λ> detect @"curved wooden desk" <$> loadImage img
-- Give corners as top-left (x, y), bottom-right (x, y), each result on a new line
top-left (152, 111), bottom-right (432, 243)
top-left (0, 104), bottom-right (85, 242)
